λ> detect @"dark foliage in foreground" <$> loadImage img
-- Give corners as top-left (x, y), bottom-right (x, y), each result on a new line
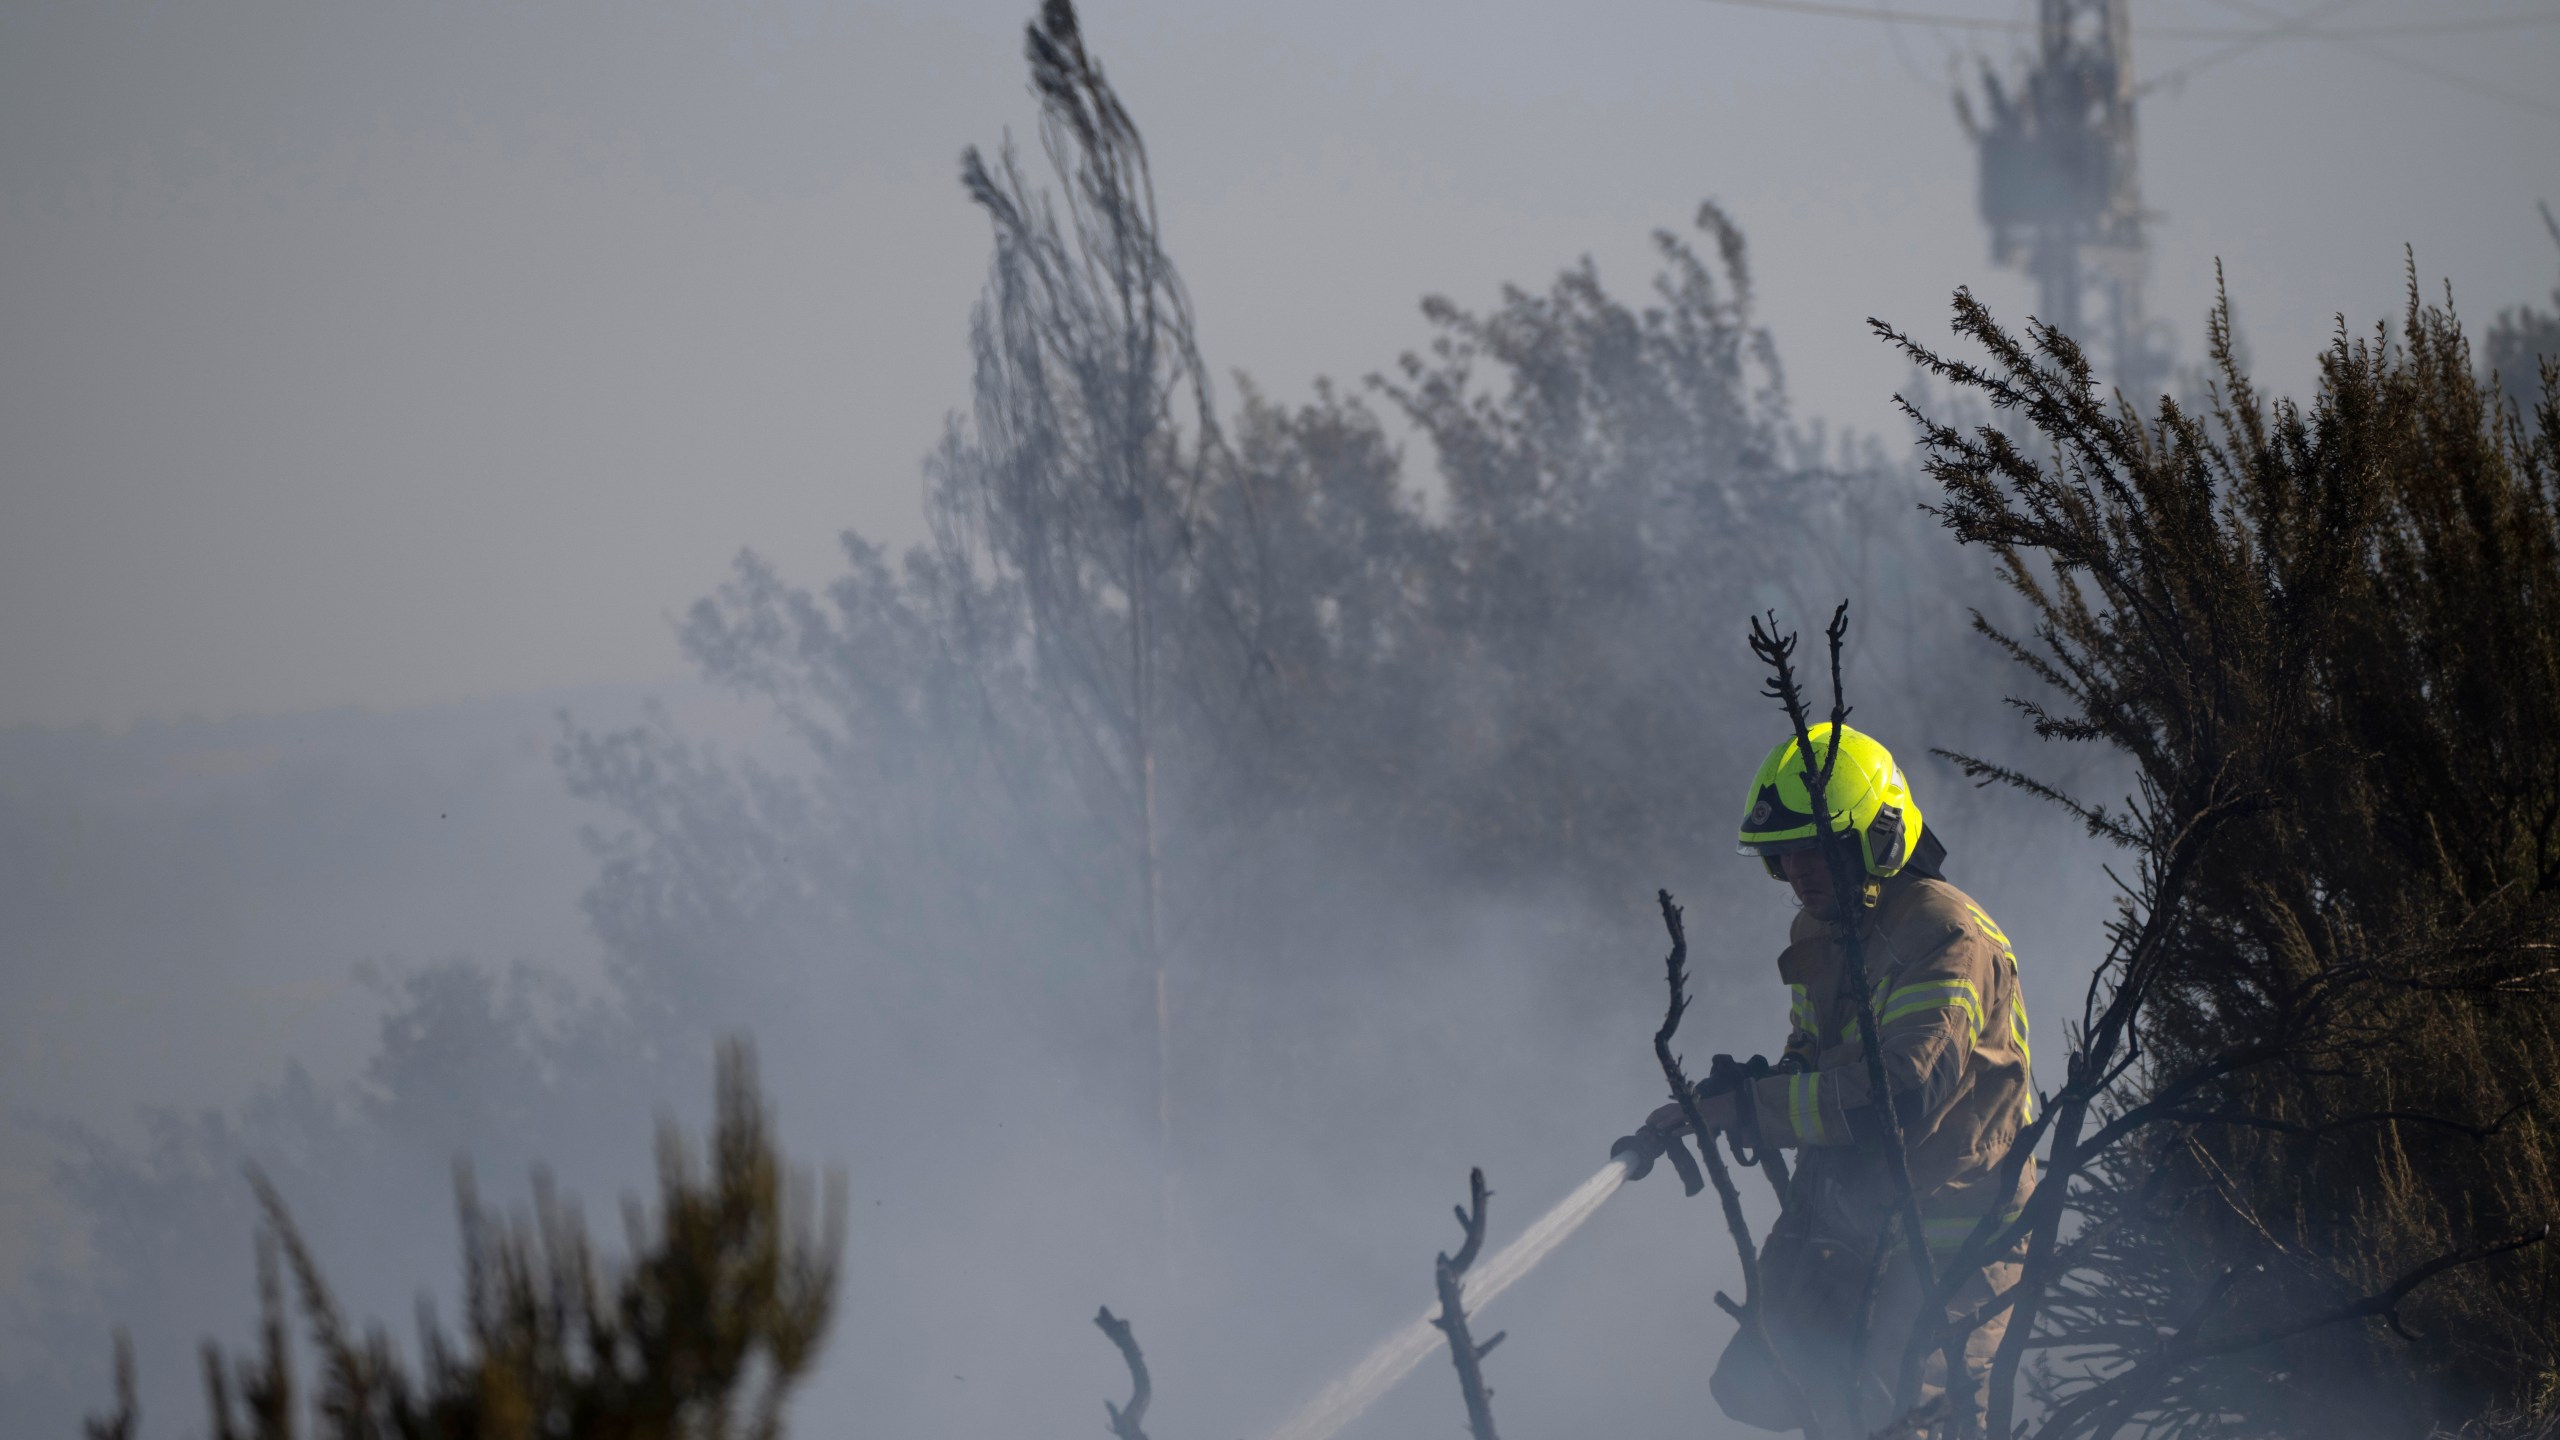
top-left (1881, 264), bottom-right (2560, 1437)
top-left (85, 1045), bottom-right (842, 1440)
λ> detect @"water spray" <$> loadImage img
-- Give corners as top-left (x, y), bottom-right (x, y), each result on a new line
top-left (1257, 1155), bottom-right (1635, 1440)
top-left (1258, 888), bottom-right (1756, 1440)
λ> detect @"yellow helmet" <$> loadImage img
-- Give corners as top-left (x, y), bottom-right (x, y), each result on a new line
top-left (1736, 723), bottom-right (1925, 882)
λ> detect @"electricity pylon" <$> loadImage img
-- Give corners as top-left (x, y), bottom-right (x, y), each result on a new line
top-left (1958, 0), bottom-right (2173, 397)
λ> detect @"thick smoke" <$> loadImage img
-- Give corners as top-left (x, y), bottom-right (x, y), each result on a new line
top-left (0, 14), bottom-right (2149, 1440)
top-left (0, 271), bottom-right (2114, 1440)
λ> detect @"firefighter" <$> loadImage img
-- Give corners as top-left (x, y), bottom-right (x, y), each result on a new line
top-left (1614, 724), bottom-right (2036, 1438)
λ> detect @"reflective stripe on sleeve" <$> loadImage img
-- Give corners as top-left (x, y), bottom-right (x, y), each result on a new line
top-left (1965, 903), bottom-right (2017, 964)
top-left (1974, 894), bottom-right (2036, 1121)
top-left (1879, 977), bottom-right (1984, 1037)
top-left (1788, 1070), bottom-right (1828, 1145)
top-left (1916, 1209), bottom-right (2026, 1257)
top-left (2011, 1003), bottom-right (2036, 1121)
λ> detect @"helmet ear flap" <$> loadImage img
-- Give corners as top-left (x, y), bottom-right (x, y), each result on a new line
top-left (1867, 803), bottom-right (1907, 877)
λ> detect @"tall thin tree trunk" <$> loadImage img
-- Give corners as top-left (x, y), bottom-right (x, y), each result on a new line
top-left (1143, 747), bottom-right (1168, 1214)
top-left (1129, 494), bottom-right (1172, 1241)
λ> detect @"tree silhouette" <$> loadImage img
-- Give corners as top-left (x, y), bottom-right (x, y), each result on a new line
top-left (1876, 263), bottom-right (2560, 1438)
top-left (91, 1043), bottom-right (843, 1440)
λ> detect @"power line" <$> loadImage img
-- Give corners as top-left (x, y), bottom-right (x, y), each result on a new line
top-left (1688, 0), bottom-right (2560, 42)
top-left (2205, 0), bottom-right (2560, 119)
top-left (1872, 0), bottom-right (1955, 90)
top-left (2139, 0), bottom-right (2370, 94)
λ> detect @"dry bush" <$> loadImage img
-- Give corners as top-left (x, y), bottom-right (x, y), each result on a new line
top-left (1884, 262), bottom-right (2560, 1436)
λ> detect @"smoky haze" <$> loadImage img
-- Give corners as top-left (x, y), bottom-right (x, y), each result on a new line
top-left (2, 1), bottom-right (2554, 1438)
top-left (3, 0), bottom-right (2554, 730)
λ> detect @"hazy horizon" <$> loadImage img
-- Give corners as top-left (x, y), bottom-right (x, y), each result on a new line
top-left (5, 0), bottom-right (2556, 730)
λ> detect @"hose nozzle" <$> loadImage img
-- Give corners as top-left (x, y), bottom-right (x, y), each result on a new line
top-left (1608, 1126), bottom-right (1705, 1196)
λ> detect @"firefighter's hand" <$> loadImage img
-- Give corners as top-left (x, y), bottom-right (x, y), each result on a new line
top-left (1611, 1089), bottom-right (1737, 1182)
top-left (1645, 1089), bottom-right (1738, 1136)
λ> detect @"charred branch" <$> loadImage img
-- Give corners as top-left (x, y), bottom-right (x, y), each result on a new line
top-left (1655, 889), bottom-right (1814, 1430)
top-left (1430, 1167), bottom-right (1505, 1440)
top-left (1447, 1166), bottom-right (1492, 1275)
top-left (1654, 890), bottom-right (1763, 1301)
top-left (1751, 606), bottom-right (1950, 1427)
top-left (83, 1330), bottom-right (136, 1440)
top-left (1095, 1306), bottom-right (1154, 1440)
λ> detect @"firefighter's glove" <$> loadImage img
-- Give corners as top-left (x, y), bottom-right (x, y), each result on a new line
top-left (1650, 1089), bottom-right (1738, 1136)
top-left (1610, 1090), bottom-right (1736, 1195)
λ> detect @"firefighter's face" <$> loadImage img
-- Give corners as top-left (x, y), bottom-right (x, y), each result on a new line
top-left (1781, 846), bottom-right (1837, 909)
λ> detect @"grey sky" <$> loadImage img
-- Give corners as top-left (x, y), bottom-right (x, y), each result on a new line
top-left (3, 0), bottom-right (2555, 730)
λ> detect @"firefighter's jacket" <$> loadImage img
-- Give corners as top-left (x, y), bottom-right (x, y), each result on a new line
top-left (1742, 871), bottom-right (2037, 1258)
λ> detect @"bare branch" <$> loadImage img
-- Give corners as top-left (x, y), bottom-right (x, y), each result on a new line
top-left (1750, 607), bottom-right (1947, 1425)
top-left (1654, 891), bottom-right (1761, 1301)
top-left (1431, 1168), bottom-right (1502, 1440)
top-left (1654, 890), bottom-right (1814, 1431)
top-left (1095, 1306), bottom-right (1154, 1440)
top-left (1447, 1166), bottom-right (1491, 1275)
top-left (82, 1329), bottom-right (137, 1440)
